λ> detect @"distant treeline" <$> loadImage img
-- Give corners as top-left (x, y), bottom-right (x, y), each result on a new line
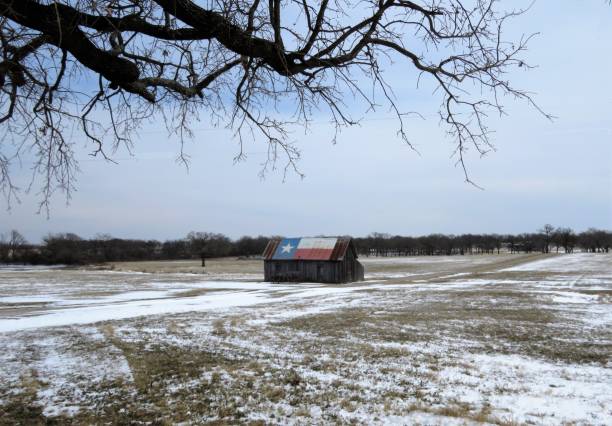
top-left (0, 231), bottom-right (270, 265)
top-left (0, 226), bottom-right (610, 265)
top-left (355, 227), bottom-right (611, 257)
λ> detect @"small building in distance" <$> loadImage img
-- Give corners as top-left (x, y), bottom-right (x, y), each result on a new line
top-left (263, 237), bottom-right (364, 283)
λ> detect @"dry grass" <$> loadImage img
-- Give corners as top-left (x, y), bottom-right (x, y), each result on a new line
top-left (106, 257), bottom-right (263, 275)
top-left (173, 288), bottom-right (229, 298)
top-left (1, 253), bottom-right (610, 425)
top-left (279, 287), bottom-right (611, 365)
top-left (0, 373), bottom-right (45, 425)
top-left (0, 303), bottom-right (51, 319)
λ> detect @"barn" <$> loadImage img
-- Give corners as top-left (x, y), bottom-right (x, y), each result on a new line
top-left (262, 237), bottom-right (364, 283)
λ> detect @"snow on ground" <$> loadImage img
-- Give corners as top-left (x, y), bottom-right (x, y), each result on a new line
top-left (0, 326), bottom-right (133, 417)
top-left (0, 253), bottom-right (611, 424)
top-left (502, 252), bottom-right (612, 273)
top-left (0, 279), bottom-right (488, 333)
top-left (436, 352), bottom-right (612, 424)
top-left (1, 275), bottom-right (588, 334)
top-left (0, 284), bottom-right (287, 333)
top-left (360, 256), bottom-right (495, 265)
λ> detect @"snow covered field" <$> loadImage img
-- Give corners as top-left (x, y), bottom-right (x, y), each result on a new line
top-left (0, 253), bottom-right (610, 424)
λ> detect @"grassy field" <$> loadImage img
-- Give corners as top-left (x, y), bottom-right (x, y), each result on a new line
top-left (0, 253), bottom-right (610, 424)
top-left (105, 257), bottom-right (264, 276)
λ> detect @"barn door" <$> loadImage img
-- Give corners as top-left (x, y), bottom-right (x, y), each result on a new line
top-left (317, 263), bottom-right (324, 281)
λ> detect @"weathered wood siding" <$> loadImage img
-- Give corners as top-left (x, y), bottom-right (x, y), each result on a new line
top-left (264, 256), bottom-right (364, 283)
top-left (340, 247), bottom-right (364, 283)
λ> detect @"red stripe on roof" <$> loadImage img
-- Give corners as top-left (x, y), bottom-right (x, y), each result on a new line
top-left (294, 248), bottom-right (334, 260)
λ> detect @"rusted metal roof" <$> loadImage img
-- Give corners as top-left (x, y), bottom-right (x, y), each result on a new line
top-left (263, 237), bottom-right (355, 261)
top-left (262, 239), bottom-right (281, 260)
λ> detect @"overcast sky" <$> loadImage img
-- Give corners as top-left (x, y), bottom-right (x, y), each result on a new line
top-left (1, 1), bottom-right (611, 243)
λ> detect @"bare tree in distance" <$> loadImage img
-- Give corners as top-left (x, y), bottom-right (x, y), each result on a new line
top-left (0, 0), bottom-right (551, 211)
top-left (0, 229), bottom-right (27, 261)
top-left (0, 231), bottom-right (6, 261)
top-left (554, 227), bottom-right (576, 254)
top-left (8, 228), bottom-right (26, 247)
top-left (539, 223), bottom-right (555, 254)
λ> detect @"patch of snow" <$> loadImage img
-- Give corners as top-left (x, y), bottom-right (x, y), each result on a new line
top-left (503, 253), bottom-right (612, 273)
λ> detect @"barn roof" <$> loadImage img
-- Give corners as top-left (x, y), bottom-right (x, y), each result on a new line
top-left (263, 237), bottom-right (356, 261)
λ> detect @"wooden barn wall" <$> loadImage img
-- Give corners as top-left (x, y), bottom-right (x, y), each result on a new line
top-left (341, 248), bottom-right (365, 282)
top-left (264, 257), bottom-right (364, 283)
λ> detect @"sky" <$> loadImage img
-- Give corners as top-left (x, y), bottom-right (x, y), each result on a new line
top-left (1, 1), bottom-right (611, 243)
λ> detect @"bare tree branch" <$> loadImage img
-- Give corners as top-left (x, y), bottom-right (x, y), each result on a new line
top-left (0, 0), bottom-right (550, 209)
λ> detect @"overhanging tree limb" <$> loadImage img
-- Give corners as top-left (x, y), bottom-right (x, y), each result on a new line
top-left (0, 0), bottom-right (549, 211)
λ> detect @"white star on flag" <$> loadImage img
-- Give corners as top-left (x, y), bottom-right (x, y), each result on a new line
top-left (281, 242), bottom-right (294, 253)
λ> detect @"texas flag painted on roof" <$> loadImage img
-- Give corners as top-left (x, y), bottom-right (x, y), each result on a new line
top-left (271, 237), bottom-right (338, 260)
